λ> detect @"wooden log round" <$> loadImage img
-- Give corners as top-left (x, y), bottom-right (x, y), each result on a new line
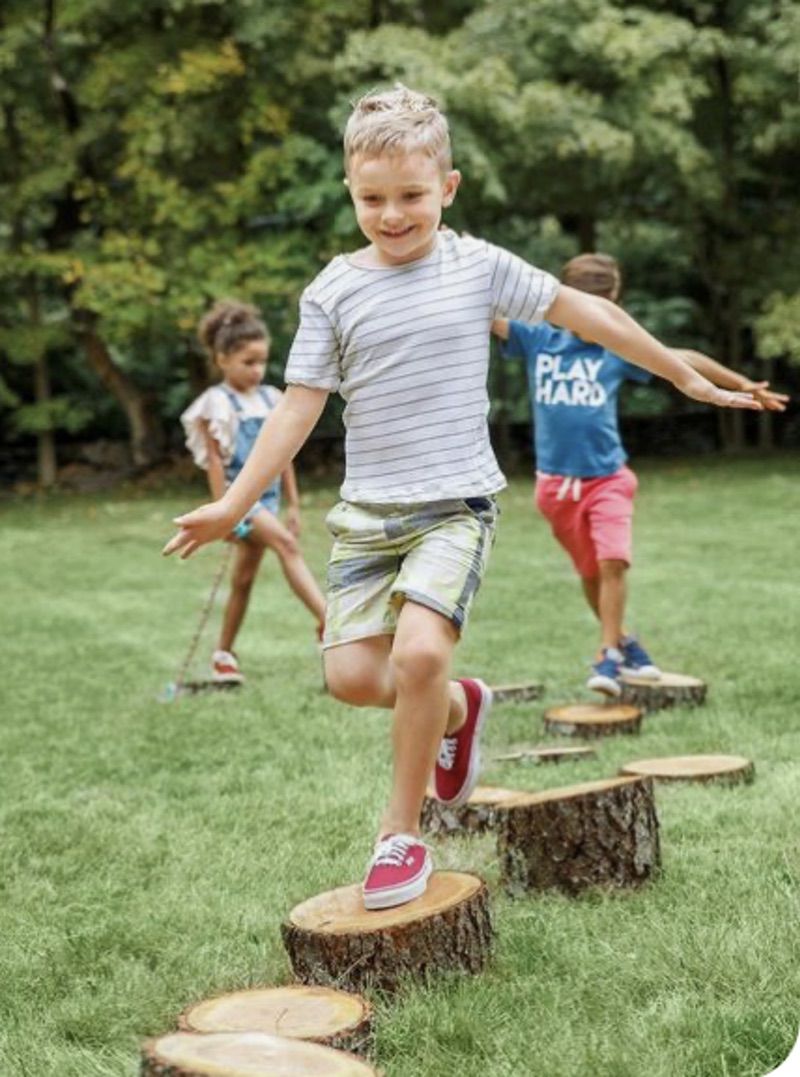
top-left (490, 682), bottom-right (544, 703)
top-left (141, 1031), bottom-right (377, 1077)
top-left (179, 986), bottom-right (373, 1056)
top-left (421, 785), bottom-right (523, 835)
top-left (620, 754), bottom-right (754, 786)
top-left (543, 702), bottom-right (642, 738)
top-left (498, 776), bottom-right (660, 896)
top-left (281, 871), bottom-right (493, 993)
top-left (493, 745), bottom-right (597, 765)
top-left (619, 671), bottom-right (707, 712)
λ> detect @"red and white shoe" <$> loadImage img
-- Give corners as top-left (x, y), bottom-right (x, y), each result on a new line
top-left (362, 833), bottom-right (432, 911)
top-left (211, 650), bottom-right (244, 684)
top-left (434, 678), bottom-right (492, 806)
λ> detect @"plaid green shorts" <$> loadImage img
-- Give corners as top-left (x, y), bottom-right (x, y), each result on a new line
top-left (322, 496), bottom-right (498, 648)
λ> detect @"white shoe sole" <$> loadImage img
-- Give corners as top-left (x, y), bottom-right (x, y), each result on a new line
top-left (587, 673), bottom-right (622, 697)
top-left (438, 679), bottom-right (493, 808)
top-left (363, 857), bottom-right (433, 911)
top-left (621, 665), bottom-right (661, 681)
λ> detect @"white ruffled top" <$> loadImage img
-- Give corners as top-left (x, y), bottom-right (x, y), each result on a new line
top-left (180, 383), bottom-right (281, 470)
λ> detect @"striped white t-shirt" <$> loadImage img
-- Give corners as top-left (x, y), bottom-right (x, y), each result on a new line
top-left (285, 231), bottom-right (559, 504)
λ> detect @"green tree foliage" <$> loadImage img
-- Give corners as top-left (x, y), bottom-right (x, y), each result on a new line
top-left (1, 0), bottom-right (798, 480)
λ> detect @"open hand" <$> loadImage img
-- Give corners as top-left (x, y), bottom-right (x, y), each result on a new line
top-left (162, 501), bottom-right (237, 559)
top-left (681, 374), bottom-right (763, 410)
top-left (742, 381), bottom-right (789, 412)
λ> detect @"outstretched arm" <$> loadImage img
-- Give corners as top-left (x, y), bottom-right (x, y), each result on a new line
top-left (163, 385), bottom-right (328, 558)
top-left (674, 349), bottom-right (788, 411)
top-left (546, 287), bottom-right (762, 410)
top-left (281, 461), bottom-right (302, 536)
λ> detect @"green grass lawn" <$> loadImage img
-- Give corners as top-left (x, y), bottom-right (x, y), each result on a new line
top-left (1, 456), bottom-right (798, 1076)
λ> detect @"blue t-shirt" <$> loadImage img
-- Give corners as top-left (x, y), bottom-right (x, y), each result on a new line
top-left (502, 320), bottom-right (652, 478)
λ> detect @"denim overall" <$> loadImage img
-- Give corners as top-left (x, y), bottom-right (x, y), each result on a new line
top-left (222, 385), bottom-right (281, 539)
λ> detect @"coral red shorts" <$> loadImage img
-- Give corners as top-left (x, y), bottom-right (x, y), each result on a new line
top-left (535, 466), bottom-right (638, 580)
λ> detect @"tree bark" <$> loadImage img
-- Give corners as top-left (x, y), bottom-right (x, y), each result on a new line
top-left (498, 776), bottom-right (661, 896)
top-left (619, 672), bottom-right (707, 713)
top-left (73, 310), bottom-right (164, 467)
top-left (282, 872), bottom-right (494, 993)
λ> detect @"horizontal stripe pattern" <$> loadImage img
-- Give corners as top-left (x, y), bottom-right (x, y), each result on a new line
top-left (285, 232), bottom-right (559, 503)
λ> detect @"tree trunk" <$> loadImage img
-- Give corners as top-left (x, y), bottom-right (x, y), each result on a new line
top-left (73, 310), bottom-right (164, 467)
top-left (34, 353), bottom-right (57, 487)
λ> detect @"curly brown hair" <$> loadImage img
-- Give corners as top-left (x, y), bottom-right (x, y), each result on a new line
top-left (197, 299), bottom-right (270, 358)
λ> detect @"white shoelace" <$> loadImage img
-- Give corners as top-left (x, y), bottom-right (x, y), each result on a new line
top-left (437, 737), bottom-right (457, 770)
top-left (372, 833), bottom-right (421, 867)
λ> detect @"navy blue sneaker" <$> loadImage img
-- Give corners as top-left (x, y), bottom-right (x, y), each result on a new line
top-left (587, 647), bottom-right (624, 697)
top-left (619, 635), bottom-right (661, 680)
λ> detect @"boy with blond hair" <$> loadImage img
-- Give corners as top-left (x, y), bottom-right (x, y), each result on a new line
top-left (164, 86), bottom-right (759, 910)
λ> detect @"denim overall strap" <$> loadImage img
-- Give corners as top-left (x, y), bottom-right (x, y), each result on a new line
top-left (221, 386), bottom-right (281, 502)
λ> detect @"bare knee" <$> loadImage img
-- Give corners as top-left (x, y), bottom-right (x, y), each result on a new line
top-left (272, 532), bottom-right (300, 561)
top-left (392, 636), bottom-right (450, 689)
top-left (599, 559), bottom-right (627, 579)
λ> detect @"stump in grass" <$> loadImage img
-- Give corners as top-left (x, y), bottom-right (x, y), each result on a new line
top-left (282, 871), bottom-right (493, 993)
top-left (421, 785), bottom-right (524, 835)
top-left (493, 745), bottom-right (597, 765)
top-left (498, 776), bottom-right (660, 896)
top-left (490, 682), bottom-right (544, 703)
top-left (141, 1031), bottom-right (377, 1077)
top-left (179, 985), bottom-right (373, 1056)
top-left (543, 702), bottom-right (642, 738)
top-left (620, 754), bottom-right (754, 786)
top-left (619, 672), bottom-right (707, 712)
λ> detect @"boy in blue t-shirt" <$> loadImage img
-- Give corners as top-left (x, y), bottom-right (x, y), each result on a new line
top-left (494, 252), bottom-right (787, 696)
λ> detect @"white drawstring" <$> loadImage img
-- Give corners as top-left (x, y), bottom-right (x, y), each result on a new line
top-left (556, 477), bottom-right (582, 502)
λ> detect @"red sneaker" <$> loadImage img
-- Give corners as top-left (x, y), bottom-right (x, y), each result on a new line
top-left (434, 678), bottom-right (492, 806)
top-left (362, 834), bottom-right (432, 911)
top-left (212, 650), bottom-right (244, 684)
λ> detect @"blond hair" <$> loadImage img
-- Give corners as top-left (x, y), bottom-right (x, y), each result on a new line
top-left (343, 84), bottom-right (452, 173)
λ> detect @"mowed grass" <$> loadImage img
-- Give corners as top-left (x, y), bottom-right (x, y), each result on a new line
top-left (0, 456), bottom-right (798, 1077)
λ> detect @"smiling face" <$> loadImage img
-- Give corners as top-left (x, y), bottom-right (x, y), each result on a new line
top-left (216, 338), bottom-right (269, 393)
top-left (347, 151), bottom-right (460, 267)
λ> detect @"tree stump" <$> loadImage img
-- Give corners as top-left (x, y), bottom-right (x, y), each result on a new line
top-left (141, 1031), bottom-right (377, 1077)
top-left (543, 703), bottom-right (642, 738)
top-left (620, 754), bottom-right (754, 786)
top-left (421, 785), bottom-right (524, 835)
top-left (490, 682), bottom-right (544, 703)
top-left (281, 871), bottom-right (493, 993)
top-left (498, 776), bottom-right (660, 896)
top-left (493, 746), bottom-right (597, 765)
top-left (619, 672), bottom-right (707, 712)
top-left (179, 985), bottom-right (373, 1056)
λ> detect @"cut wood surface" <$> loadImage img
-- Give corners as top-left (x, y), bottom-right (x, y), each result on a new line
top-left (421, 785), bottom-right (523, 835)
top-left (543, 702), bottom-right (642, 738)
top-left (141, 1031), bottom-right (377, 1077)
top-left (620, 754), bottom-right (754, 785)
top-left (490, 682), bottom-right (544, 703)
top-left (493, 745), bottom-right (597, 764)
top-left (498, 775), bottom-right (660, 895)
top-left (282, 871), bottom-right (493, 993)
top-left (619, 672), bottom-right (707, 712)
top-left (179, 986), bottom-right (373, 1055)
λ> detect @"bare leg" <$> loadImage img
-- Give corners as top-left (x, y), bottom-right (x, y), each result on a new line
top-left (581, 574), bottom-right (600, 619)
top-left (218, 540), bottom-right (265, 653)
top-left (324, 628), bottom-right (467, 732)
top-left (248, 510), bottom-right (326, 627)
top-left (597, 558), bottom-right (628, 653)
top-left (383, 601), bottom-right (459, 837)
